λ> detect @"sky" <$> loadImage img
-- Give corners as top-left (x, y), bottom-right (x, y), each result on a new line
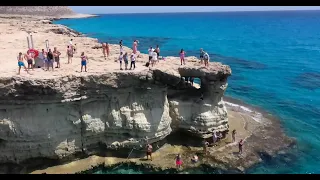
top-left (70, 6), bottom-right (320, 14)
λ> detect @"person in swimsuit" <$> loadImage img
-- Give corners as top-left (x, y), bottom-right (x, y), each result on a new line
top-left (17, 52), bottom-right (29, 75)
top-left (175, 154), bottom-right (183, 169)
top-left (179, 49), bottom-right (186, 65)
top-left (203, 52), bottom-right (210, 67)
top-left (133, 40), bottom-right (138, 54)
top-left (25, 51), bottom-right (34, 70)
top-left (106, 42), bottom-right (110, 57)
top-left (203, 140), bottom-right (209, 155)
top-left (123, 52), bottom-right (129, 70)
top-left (47, 49), bottom-right (54, 71)
top-left (239, 139), bottom-right (244, 154)
top-left (66, 46), bottom-right (73, 64)
top-left (119, 52), bottom-right (124, 70)
top-left (146, 144), bottom-right (153, 161)
top-left (39, 49), bottom-right (47, 70)
top-left (53, 47), bottom-right (61, 68)
top-left (200, 48), bottom-right (205, 65)
top-left (129, 53), bottom-right (136, 70)
top-left (232, 129), bottom-right (237, 143)
top-left (155, 45), bottom-right (160, 58)
top-left (80, 52), bottom-right (88, 72)
top-left (102, 42), bottom-right (107, 59)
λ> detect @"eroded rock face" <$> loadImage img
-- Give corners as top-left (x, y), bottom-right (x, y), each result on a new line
top-left (0, 60), bottom-right (231, 164)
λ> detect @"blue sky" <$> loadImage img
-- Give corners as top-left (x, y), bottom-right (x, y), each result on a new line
top-left (70, 6), bottom-right (320, 14)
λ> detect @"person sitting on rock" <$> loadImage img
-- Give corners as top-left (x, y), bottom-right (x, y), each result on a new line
top-left (146, 144), bottom-right (153, 161)
top-left (191, 154), bottom-right (198, 164)
top-left (212, 131), bottom-right (218, 146)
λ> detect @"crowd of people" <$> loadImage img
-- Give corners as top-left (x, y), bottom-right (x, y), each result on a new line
top-left (16, 38), bottom-right (212, 75)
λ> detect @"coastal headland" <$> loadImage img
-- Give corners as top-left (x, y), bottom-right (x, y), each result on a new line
top-left (0, 7), bottom-right (294, 174)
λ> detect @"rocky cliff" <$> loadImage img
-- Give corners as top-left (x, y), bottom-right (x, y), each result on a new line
top-left (0, 6), bottom-right (75, 16)
top-left (0, 61), bottom-right (231, 164)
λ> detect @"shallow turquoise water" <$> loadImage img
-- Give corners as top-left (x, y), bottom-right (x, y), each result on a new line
top-left (55, 11), bottom-right (320, 174)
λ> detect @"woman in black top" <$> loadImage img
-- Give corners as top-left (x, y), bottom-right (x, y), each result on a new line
top-left (47, 49), bottom-right (54, 71)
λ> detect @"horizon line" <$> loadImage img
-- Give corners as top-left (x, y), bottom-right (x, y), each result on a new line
top-left (84, 9), bottom-right (320, 15)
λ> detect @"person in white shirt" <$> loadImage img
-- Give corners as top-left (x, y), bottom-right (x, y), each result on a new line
top-left (69, 39), bottom-right (73, 46)
top-left (129, 53), bottom-right (136, 70)
top-left (151, 50), bottom-right (158, 67)
top-left (119, 52), bottom-right (124, 70)
top-left (204, 52), bottom-right (210, 67)
top-left (148, 46), bottom-right (154, 62)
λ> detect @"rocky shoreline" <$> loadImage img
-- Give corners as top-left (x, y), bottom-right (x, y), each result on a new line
top-left (0, 12), bottom-right (294, 174)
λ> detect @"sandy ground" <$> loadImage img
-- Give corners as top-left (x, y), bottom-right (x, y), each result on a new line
top-left (0, 15), bottom-right (205, 80)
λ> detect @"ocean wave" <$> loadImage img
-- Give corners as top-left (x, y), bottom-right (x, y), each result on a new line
top-left (224, 101), bottom-right (264, 123)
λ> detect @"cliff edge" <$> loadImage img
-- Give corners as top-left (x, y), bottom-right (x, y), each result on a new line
top-left (0, 59), bottom-right (231, 164)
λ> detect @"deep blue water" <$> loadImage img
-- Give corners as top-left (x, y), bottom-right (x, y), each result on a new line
top-left (55, 11), bottom-right (320, 174)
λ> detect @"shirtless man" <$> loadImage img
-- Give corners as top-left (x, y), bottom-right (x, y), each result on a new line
top-left (25, 51), bottom-right (34, 70)
top-left (53, 47), bottom-right (62, 68)
top-left (17, 52), bottom-right (30, 75)
top-left (102, 42), bottom-right (107, 59)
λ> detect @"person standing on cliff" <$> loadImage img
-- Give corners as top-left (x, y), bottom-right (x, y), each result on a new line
top-left (203, 52), bottom-right (210, 67)
top-left (123, 52), bottom-right (129, 70)
top-left (232, 129), bottom-right (237, 143)
top-left (119, 40), bottom-right (123, 51)
top-left (179, 49), bottom-right (186, 65)
top-left (47, 49), bottom-right (54, 71)
top-left (80, 52), bottom-right (88, 72)
top-left (17, 52), bottom-right (30, 75)
top-left (24, 51), bottom-right (34, 70)
top-left (239, 139), bottom-right (244, 155)
top-left (200, 48), bottom-right (205, 64)
top-left (53, 47), bottom-right (61, 68)
top-left (155, 45), bottom-right (160, 58)
top-left (148, 46), bottom-right (154, 63)
top-left (66, 46), bottom-right (73, 64)
top-left (129, 53), bottom-right (136, 70)
top-left (106, 42), bottom-right (110, 57)
top-left (119, 52), bottom-right (124, 70)
top-left (146, 144), bottom-right (153, 161)
top-left (39, 49), bottom-right (47, 70)
top-left (133, 40), bottom-right (138, 54)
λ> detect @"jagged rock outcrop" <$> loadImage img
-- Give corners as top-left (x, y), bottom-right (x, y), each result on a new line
top-left (0, 6), bottom-right (75, 16)
top-left (0, 61), bottom-right (231, 164)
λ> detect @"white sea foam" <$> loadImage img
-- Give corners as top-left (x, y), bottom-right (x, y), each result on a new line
top-left (224, 101), bottom-right (264, 123)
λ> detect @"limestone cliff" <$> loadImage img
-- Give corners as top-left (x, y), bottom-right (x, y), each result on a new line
top-left (0, 6), bottom-right (75, 16)
top-left (0, 61), bottom-right (231, 164)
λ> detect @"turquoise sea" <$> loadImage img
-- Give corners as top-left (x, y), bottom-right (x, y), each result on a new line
top-left (55, 10), bottom-right (320, 174)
